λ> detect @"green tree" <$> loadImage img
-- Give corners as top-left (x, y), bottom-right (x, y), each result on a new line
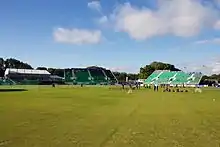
top-left (36, 67), bottom-right (47, 70)
top-left (0, 58), bottom-right (4, 68)
top-left (47, 68), bottom-right (55, 75)
top-left (139, 61), bottom-right (180, 79)
top-left (0, 58), bottom-right (4, 77)
top-left (150, 61), bottom-right (179, 71)
top-left (4, 58), bottom-right (33, 69)
top-left (113, 72), bottom-right (126, 82)
top-left (127, 73), bottom-right (138, 80)
top-left (139, 65), bottom-right (154, 79)
top-left (112, 72), bottom-right (138, 82)
top-left (53, 69), bottom-right (64, 77)
top-left (0, 58), bottom-right (33, 77)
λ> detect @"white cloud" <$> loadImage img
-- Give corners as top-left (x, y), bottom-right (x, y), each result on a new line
top-left (98, 16), bottom-right (108, 24)
top-left (194, 40), bottom-right (209, 44)
top-left (214, 0), bottom-right (220, 7)
top-left (54, 28), bottom-right (102, 45)
top-left (108, 0), bottom-right (218, 40)
top-left (88, 1), bottom-right (101, 12)
top-left (109, 66), bottom-right (137, 73)
top-left (195, 38), bottom-right (220, 44)
top-left (88, 1), bottom-right (110, 25)
top-left (212, 64), bottom-right (220, 73)
top-left (88, 1), bottom-right (109, 25)
top-left (214, 20), bottom-right (220, 30)
top-left (202, 61), bottom-right (220, 75)
top-left (179, 56), bottom-right (220, 75)
top-left (210, 57), bottom-right (220, 74)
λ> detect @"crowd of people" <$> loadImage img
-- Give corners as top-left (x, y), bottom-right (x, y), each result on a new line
top-left (126, 83), bottom-right (190, 93)
top-left (121, 82), bottom-right (141, 90)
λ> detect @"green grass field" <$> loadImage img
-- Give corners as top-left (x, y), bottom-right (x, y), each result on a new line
top-left (0, 86), bottom-right (220, 147)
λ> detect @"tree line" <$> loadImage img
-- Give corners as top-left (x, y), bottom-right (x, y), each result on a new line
top-left (0, 58), bottom-right (219, 83)
top-left (139, 61), bottom-right (181, 79)
top-left (0, 58), bottom-right (33, 77)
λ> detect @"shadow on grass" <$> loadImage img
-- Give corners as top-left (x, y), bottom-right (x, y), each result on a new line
top-left (0, 89), bottom-right (28, 92)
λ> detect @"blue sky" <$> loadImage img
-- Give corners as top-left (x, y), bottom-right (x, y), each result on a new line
top-left (1, 0), bottom-right (220, 74)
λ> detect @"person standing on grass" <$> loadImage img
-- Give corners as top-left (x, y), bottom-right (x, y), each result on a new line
top-left (154, 84), bottom-right (158, 91)
top-left (129, 83), bottom-right (132, 89)
top-left (121, 82), bottom-right (125, 89)
top-left (136, 82), bottom-right (139, 89)
top-left (153, 84), bottom-right (155, 91)
top-left (52, 83), bottom-right (55, 87)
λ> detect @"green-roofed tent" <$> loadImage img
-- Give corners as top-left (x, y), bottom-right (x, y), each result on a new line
top-left (144, 70), bottom-right (203, 86)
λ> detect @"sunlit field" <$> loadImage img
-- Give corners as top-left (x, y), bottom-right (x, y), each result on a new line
top-left (0, 86), bottom-right (220, 147)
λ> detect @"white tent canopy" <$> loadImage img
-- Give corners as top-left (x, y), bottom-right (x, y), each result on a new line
top-left (4, 68), bottom-right (51, 76)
